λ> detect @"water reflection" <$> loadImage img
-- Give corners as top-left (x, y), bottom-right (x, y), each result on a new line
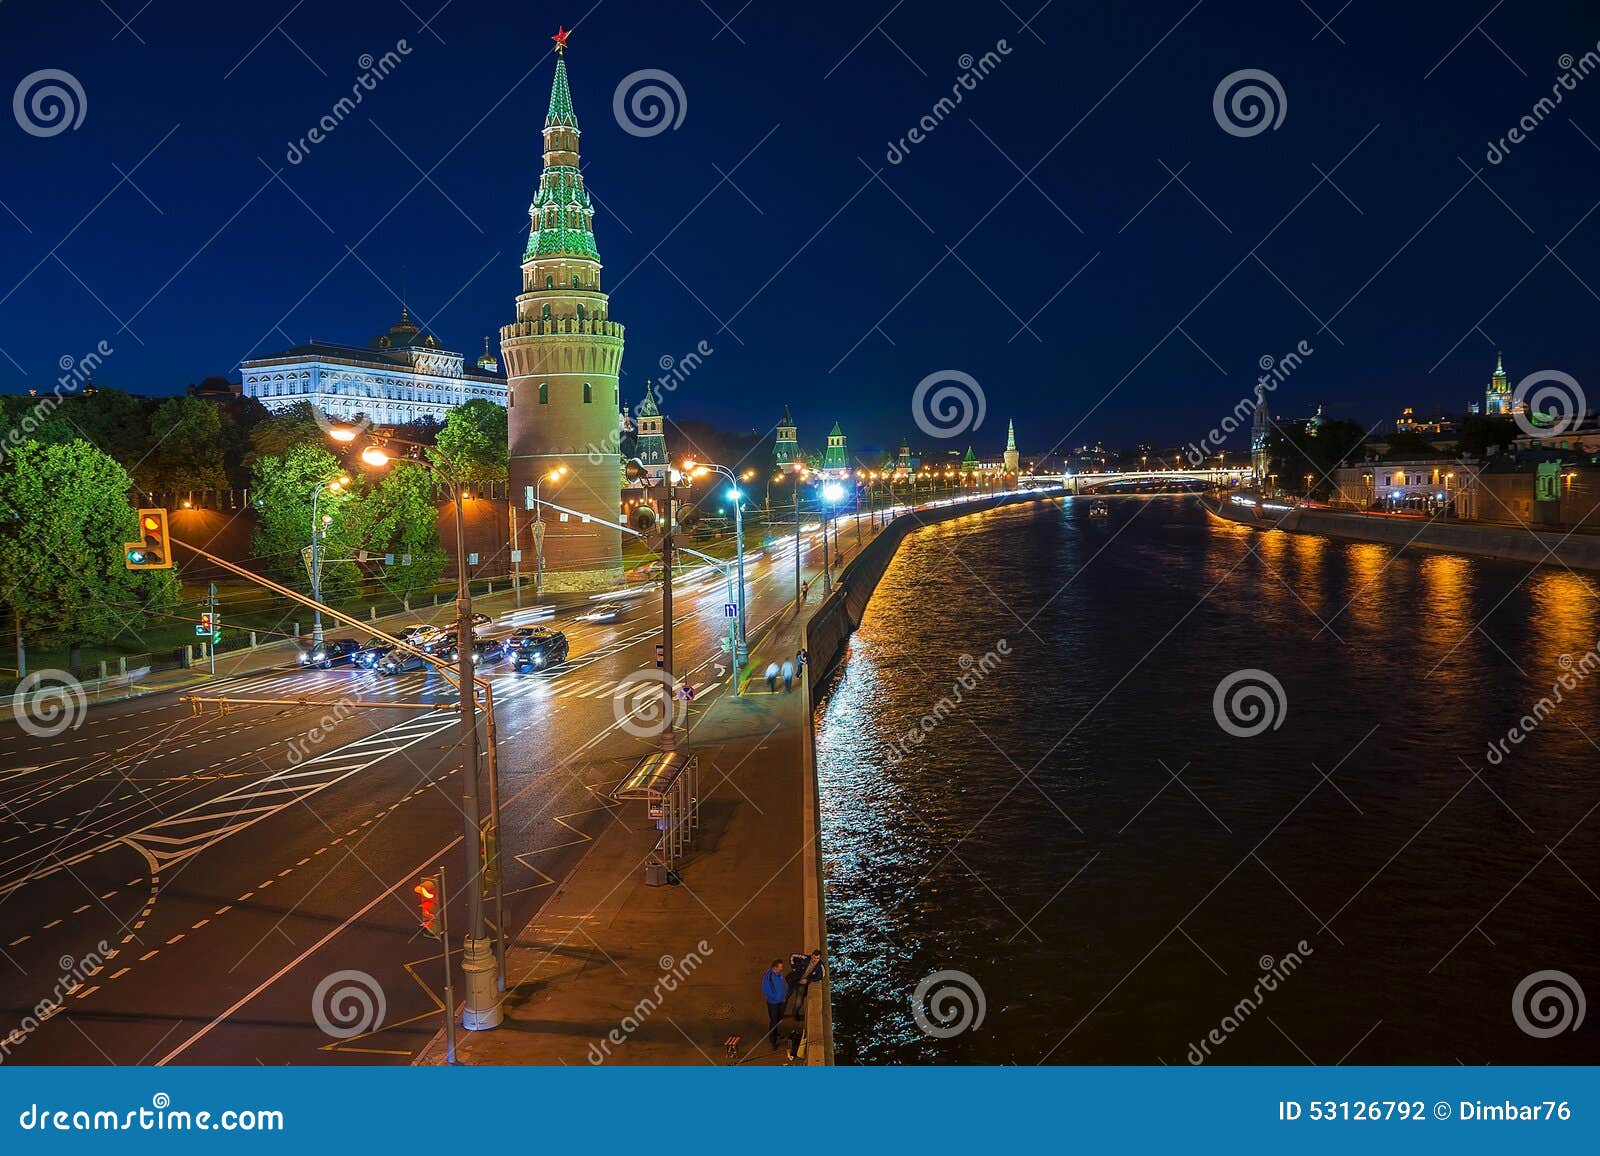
top-left (815, 497), bottom-right (1598, 1066)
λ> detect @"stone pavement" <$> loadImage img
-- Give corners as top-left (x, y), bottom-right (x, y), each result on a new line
top-left (419, 603), bottom-right (828, 1067)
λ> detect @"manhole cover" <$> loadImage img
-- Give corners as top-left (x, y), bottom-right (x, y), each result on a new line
top-left (707, 1001), bottom-right (736, 1022)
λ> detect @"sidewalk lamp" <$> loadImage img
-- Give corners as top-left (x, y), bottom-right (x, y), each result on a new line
top-left (309, 473), bottom-right (351, 646)
top-left (821, 481), bottom-right (845, 594)
top-left (533, 465), bottom-right (567, 597)
top-left (683, 459), bottom-right (750, 672)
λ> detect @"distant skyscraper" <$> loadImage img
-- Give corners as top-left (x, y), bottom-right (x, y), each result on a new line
top-left (1003, 419), bottom-right (1019, 473)
top-left (774, 405), bottom-right (799, 471)
top-left (1485, 352), bottom-right (1513, 415)
top-left (501, 41), bottom-right (627, 589)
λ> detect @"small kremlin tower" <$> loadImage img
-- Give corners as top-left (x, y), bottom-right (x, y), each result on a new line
top-left (501, 31), bottom-right (626, 589)
top-left (774, 405), bottom-right (799, 471)
top-left (1003, 419), bottom-right (1019, 474)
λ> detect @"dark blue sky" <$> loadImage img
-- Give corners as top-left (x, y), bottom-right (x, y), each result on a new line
top-left (4, 1), bottom-right (1600, 457)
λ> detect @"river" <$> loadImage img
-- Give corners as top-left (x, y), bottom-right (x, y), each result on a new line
top-left (814, 495), bottom-right (1598, 1064)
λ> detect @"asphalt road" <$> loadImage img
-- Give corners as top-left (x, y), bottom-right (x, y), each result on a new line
top-left (0, 521), bottom-right (845, 1066)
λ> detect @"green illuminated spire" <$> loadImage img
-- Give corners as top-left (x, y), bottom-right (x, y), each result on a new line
top-left (546, 56), bottom-right (578, 129)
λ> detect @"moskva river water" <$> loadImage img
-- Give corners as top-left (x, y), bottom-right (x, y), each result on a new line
top-left (815, 495), bottom-right (1597, 1064)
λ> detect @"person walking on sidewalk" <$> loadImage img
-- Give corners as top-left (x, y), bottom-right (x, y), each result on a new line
top-left (763, 960), bottom-right (788, 1049)
top-left (800, 580), bottom-right (809, 603)
top-left (764, 661), bottom-right (780, 691)
top-left (781, 659), bottom-right (794, 691)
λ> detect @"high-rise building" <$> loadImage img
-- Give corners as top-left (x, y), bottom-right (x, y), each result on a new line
top-left (1251, 388), bottom-right (1271, 485)
top-left (501, 40), bottom-right (627, 589)
top-left (1003, 419), bottom-right (1019, 474)
top-left (1485, 352), bottom-right (1513, 415)
top-left (774, 405), bottom-right (799, 471)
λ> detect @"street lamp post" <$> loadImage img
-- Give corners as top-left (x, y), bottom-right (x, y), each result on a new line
top-left (820, 481), bottom-right (845, 594)
top-left (308, 474), bottom-right (349, 646)
top-left (337, 432), bottom-right (501, 1030)
top-left (531, 466), bottom-right (566, 599)
top-left (685, 460), bottom-right (748, 672)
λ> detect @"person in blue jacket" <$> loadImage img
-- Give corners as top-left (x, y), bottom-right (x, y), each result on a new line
top-left (762, 960), bottom-right (788, 1049)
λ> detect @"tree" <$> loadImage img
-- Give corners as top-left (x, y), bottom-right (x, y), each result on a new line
top-left (0, 439), bottom-right (180, 649)
top-left (139, 396), bottom-right (229, 492)
top-left (354, 462), bottom-right (446, 596)
top-left (1457, 413), bottom-right (1518, 458)
top-left (246, 402), bottom-right (325, 465)
top-left (1382, 430), bottom-right (1439, 460)
top-left (249, 443), bottom-right (362, 597)
top-left (58, 387), bottom-right (151, 471)
top-left (1266, 419), bottom-right (1367, 498)
top-left (430, 399), bottom-right (507, 481)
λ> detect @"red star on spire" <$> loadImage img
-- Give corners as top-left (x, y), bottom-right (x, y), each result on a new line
top-left (552, 26), bottom-right (571, 54)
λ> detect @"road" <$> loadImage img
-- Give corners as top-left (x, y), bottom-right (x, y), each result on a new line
top-left (0, 517), bottom-right (852, 1065)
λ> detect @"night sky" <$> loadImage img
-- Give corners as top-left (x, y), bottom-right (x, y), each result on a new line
top-left (4, 1), bottom-right (1600, 457)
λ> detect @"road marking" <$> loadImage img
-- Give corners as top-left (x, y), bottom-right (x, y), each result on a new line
top-left (166, 934), bottom-right (184, 945)
top-left (156, 837), bottom-right (462, 1066)
top-left (7, 935), bottom-right (27, 946)
top-left (109, 967), bottom-right (130, 980)
top-left (42, 919), bottom-right (60, 929)
top-left (139, 950), bottom-right (158, 961)
top-left (191, 919), bottom-right (209, 929)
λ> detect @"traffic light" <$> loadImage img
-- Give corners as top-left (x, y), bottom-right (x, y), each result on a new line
top-left (414, 876), bottom-right (442, 938)
top-left (124, 508), bottom-right (173, 570)
top-left (199, 612), bottom-right (213, 633)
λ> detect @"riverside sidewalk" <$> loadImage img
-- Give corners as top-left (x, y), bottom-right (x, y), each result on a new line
top-left (420, 602), bottom-right (829, 1067)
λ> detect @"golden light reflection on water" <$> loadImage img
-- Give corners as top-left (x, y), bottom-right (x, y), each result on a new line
top-left (1340, 542), bottom-right (1393, 634)
top-left (1527, 570), bottom-right (1600, 669)
top-left (1416, 553), bottom-right (1472, 651)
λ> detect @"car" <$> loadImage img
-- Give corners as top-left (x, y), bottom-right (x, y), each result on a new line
top-left (469, 612), bottom-right (492, 634)
top-left (582, 604), bottom-right (624, 625)
top-left (355, 637), bottom-right (393, 668)
top-left (472, 638), bottom-right (507, 665)
top-left (512, 629), bottom-right (569, 672)
top-left (432, 633), bottom-right (462, 662)
top-left (395, 624), bottom-right (436, 645)
top-left (297, 638), bottom-right (362, 669)
top-left (416, 627), bottom-right (453, 653)
top-left (377, 651), bottom-right (428, 674)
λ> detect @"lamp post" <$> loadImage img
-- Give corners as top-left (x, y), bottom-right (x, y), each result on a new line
top-left (333, 429), bottom-right (502, 1030)
top-left (821, 481), bottom-right (845, 594)
top-left (308, 474), bottom-right (350, 646)
top-left (685, 460), bottom-right (749, 672)
top-left (532, 465), bottom-right (567, 599)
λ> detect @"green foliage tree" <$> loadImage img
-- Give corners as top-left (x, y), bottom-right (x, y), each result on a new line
top-left (354, 462), bottom-right (446, 596)
top-left (430, 399), bottom-right (507, 481)
top-left (0, 440), bottom-right (180, 649)
top-left (1457, 413), bottom-right (1519, 458)
top-left (1382, 430), bottom-right (1440, 460)
top-left (249, 443), bottom-right (362, 598)
top-left (139, 396), bottom-right (229, 492)
top-left (246, 402), bottom-right (325, 466)
top-left (1266, 418), bottom-right (1368, 498)
top-left (57, 387), bottom-right (151, 470)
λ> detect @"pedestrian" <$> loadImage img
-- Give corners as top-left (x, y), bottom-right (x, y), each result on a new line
top-left (762, 959), bottom-right (788, 1049)
top-left (765, 661), bottom-right (780, 692)
top-left (791, 949), bottom-right (825, 1018)
top-left (781, 659), bottom-right (794, 691)
top-left (794, 648), bottom-right (807, 672)
top-left (784, 951), bottom-right (808, 1013)
top-left (800, 580), bottom-right (809, 603)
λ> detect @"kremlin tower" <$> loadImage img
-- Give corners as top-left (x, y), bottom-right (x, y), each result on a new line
top-left (501, 32), bottom-right (626, 589)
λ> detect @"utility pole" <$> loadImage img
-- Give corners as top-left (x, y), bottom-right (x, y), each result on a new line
top-left (821, 503), bottom-right (832, 595)
top-left (510, 494), bottom-right (522, 609)
top-left (659, 473), bottom-right (676, 752)
top-left (794, 491), bottom-right (802, 606)
top-left (207, 581), bottom-right (217, 675)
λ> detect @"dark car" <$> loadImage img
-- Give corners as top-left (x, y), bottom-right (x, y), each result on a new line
top-left (472, 638), bottom-right (507, 665)
top-left (512, 629), bottom-right (569, 673)
top-left (355, 637), bottom-right (393, 668)
top-left (377, 651), bottom-right (428, 674)
top-left (297, 638), bottom-right (362, 669)
top-left (432, 633), bottom-right (465, 663)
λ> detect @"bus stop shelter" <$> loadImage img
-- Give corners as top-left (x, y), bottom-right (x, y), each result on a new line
top-left (614, 750), bottom-right (701, 885)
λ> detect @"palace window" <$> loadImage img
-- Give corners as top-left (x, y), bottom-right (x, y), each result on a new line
top-left (572, 275), bottom-right (580, 288)
top-left (542, 303), bottom-right (551, 320)
top-left (546, 275), bottom-right (554, 289)
top-left (583, 382), bottom-right (593, 403)
top-left (539, 382), bottom-right (549, 404)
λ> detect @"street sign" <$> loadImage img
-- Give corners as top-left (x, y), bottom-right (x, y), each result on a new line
top-left (510, 549), bottom-right (522, 563)
top-left (524, 485), bottom-right (535, 510)
top-left (654, 644), bottom-right (664, 669)
top-left (401, 553), bottom-right (413, 566)
top-left (723, 603), bottom-right (738, 618)
top-left (385, 553), bottom-right (395, 565)
top-left (468, 552), bottom-right (479, 565)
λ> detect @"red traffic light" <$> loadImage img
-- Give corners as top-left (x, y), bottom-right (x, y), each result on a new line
top-left (415, 876), bottom-right (442, 938)
top-left (125, 507), bottom-right (173, 570)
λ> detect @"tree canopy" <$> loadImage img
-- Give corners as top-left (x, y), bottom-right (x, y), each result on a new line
top-left (429, 399), bottom-right (507, 481)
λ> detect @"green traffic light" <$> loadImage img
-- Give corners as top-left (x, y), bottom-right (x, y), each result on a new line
top-left (127, 549), bottom-right (148, 564)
